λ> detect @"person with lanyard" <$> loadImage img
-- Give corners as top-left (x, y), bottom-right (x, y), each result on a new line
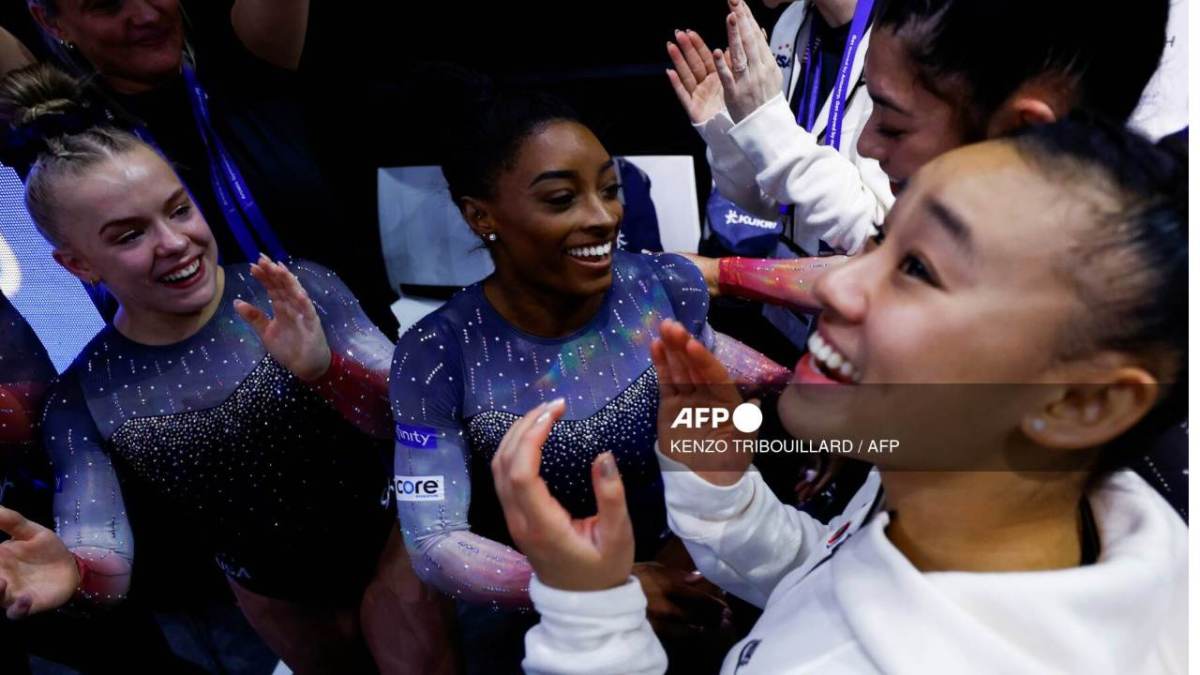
top-left (0, 0), bottom-right (398, 335)
top-left (0, 63), bottom-right (453, 674)
top-left (669, 0), bottom-right (1173, 513)
top-left (495, 117), bottom-right (1188, 674)
top-left (669, 0), bottom-right (888, 259)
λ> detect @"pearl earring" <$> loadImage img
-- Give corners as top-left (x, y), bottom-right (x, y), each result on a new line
top-left (1029, 418), bottom-right (1047, 432)
top-left (486, 233), bottom-right (498, 242)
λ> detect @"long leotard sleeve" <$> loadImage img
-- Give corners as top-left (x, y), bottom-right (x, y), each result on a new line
top-left (288, 260), bottom-right (395, 439)
top-left (0, 294), bottom-right (54, 447)
top-left (41, 380), bottom-right (133, 604)
top-left (651, 254), bottom-right (790, 393)
top-left (716, 255), bottom-right (847, 314)
top-left (389, 318), bottom-right (532, 608)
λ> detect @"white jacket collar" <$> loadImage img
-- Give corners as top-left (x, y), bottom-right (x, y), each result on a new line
top-left (830, 471), bottom-right (1187, 674)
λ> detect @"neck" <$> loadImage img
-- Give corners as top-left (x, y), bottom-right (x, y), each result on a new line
top-left (483, 267), bottom-right (606, 339)
top-left (879, 469), bottom-right (1091, 573)
top-left (113, 266), bottom-right (225, 345)
top-left (813, 0), bottom-right (857, 26)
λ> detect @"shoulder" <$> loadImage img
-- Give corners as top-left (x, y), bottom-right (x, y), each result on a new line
top-left (628, 252), bottom-right (709, 331)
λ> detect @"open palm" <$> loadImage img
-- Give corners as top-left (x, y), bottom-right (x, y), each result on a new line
top-left (0, 506), bottom-right (77, 618)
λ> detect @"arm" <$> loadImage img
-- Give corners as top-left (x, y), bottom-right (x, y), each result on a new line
top-left (390, 320), bottom-right (533, 608)
top-left (658, 451), bottom-right (863, 608)
top-left (717, 255), bottom-right (846, 312)
top-left (230, 0), bottom-right (310, 70)
top-left (729, 95), bottom-right (888, 254)
top-left (651, 319), bottom-right (872, 607)
top-left (667, 29), bottom-right (780, 220)
top-left (42, 382), bottom-right (133, 605)
top-left (490, 400), bottom-right (667, 675)
top-left (717, 1), bottom-right (890, 254)
top-left (0, 26), bottom-right (35, 78)
top-left (236, 257), bottom-right (394, 439)
top-left (702, 327), bottom-right (790, 395)
top-left (0, 383), bottom-right (48, 446)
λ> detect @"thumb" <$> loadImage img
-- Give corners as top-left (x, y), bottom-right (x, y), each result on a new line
top-left (0, 506), bottom-right (37, 541)
top-left (591, 453), bottom-right (631, 550)
top-left (233, 299), bottom-right (270, 336)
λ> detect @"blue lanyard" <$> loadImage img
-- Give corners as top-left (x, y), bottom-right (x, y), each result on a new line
top-left (133, 65), bottom-right (288, 262)
top-left (793, 0), bottom-right (874, 151)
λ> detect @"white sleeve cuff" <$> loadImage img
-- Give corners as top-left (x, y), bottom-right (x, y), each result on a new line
top-left (729, 94), bottom-right (816, 170)
top-left (529, 575), bottom-right (648, 621)
top-left (655, 443), bottom-right (758, 522)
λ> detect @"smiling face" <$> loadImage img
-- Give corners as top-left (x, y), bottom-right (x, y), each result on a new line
top-left (856, 27), bottom-right (971, 195)
top-left (470, 120), bottom-right (623, 300)
top-left (782, 141), bottom-right (1117, 467)
top-left (32, 0), bottom-right (185, 92)
top-left (51, 144), bottom-right (219, 323)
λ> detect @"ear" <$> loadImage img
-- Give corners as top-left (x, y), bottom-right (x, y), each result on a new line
top-left (52, 247), bottom-right (98, 285)
top-left (460, 197), bottom-right (497, 241)
top-left (986, 96), bottom-right (1058, 136)
top-left (28, 4), bottom-right (67, 42)
top-left (1021, 367), bottom-right (1159, 451)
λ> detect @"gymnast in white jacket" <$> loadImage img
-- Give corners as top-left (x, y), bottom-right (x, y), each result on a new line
top-left (669, 0), bottom-right (1169, 255)
top-left (491, 118), bottom-right (1188, 674)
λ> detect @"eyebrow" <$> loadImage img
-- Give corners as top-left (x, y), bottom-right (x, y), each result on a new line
top-left (926, 199), bottom-right (973, 253)
top-left (528, 159), bottom-right (617, 187)
top-left (98, 188), bottom-right (188, 234)
top-left (869, 90), bottom-right (911, 117)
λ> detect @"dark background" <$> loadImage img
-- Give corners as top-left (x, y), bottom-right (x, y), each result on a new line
top-left (2, 0), bottom-right (790, 202)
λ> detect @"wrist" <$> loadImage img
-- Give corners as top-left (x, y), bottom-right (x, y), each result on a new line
top-left (299, 348), bottom-right (335, 384)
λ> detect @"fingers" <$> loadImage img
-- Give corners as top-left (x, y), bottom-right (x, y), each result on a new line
top-left (5, 593), bottom-right (31, 620)
top-left (730, 0), bottom-right (769, 66)
top-left (675, 30), bottom-right (709, 82)
top-left (656, 321), bottom-right (696, 395)
top-left (713, 49), bottom-right (737, 93)
top-left (686, 31), bottom-right (717, 74)
top-left (650, 338), bottom-right (678, 399)
top-left (665, 68), bottom-right (694, 115)
top-left (666, 40), bottom-right (698, 92)
top-left (590, 452), bottom-right (631, 552)
top-left (724, 13), bottom-right (748, 74)
top-left (684, 333), bottom-right (735, 388)
top-left (492, 400), bottom-right (570, 542)
top-left (0, 506), bottom-right (36, 541)
top-left (232, 299), bottom-right (270, 337)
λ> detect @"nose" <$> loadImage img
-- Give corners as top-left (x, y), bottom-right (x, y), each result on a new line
top-left (127, 0), bottom-right (163, 25)
top-left (585, 189), bottom-right (622, 234)
top-left (812, 254), bottom-right (870, 325)
top-left (153, 220), bottom-right (189, 257)
top-left (856, 112), bottom-right (886, 164)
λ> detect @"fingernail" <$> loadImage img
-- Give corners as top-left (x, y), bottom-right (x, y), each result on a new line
top-left (535, 410), bottom-right (551, 424)
top-left (550, 397), bottom-right (566, 408)
top-left (598, 452), bottom-right (617, 478)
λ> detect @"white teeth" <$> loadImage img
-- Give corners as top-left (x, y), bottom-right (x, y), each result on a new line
top-left (567, 241), bottom-right (613, 259)
top-left (806, 332), bottom-right (859, 383)
top-left (162, 259), bottom-right (200, 283)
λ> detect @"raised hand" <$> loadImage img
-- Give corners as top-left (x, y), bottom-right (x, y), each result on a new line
top-left (666, 29), bottom-right (725, 124)
top-left (0, 506), bottom-right (78, 619)
top-left (713, 0), bottom-right (784, 123)
top-left (651, 319), bottom-right (758, 486)
top-left (491, 399), bottom-right (634, 592)
top-left (234, 255), bottom-right (332, 382)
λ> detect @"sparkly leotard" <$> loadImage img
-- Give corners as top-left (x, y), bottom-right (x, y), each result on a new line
top-left (0, 293), bottom-right (55, 522)
top-left (43, 260), bottom-right (395, 604)
top-left (390, 252), bottom-right (789, 606)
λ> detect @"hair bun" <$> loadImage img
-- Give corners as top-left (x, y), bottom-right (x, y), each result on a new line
top-left (0, 63), bottom-right (104, 176)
